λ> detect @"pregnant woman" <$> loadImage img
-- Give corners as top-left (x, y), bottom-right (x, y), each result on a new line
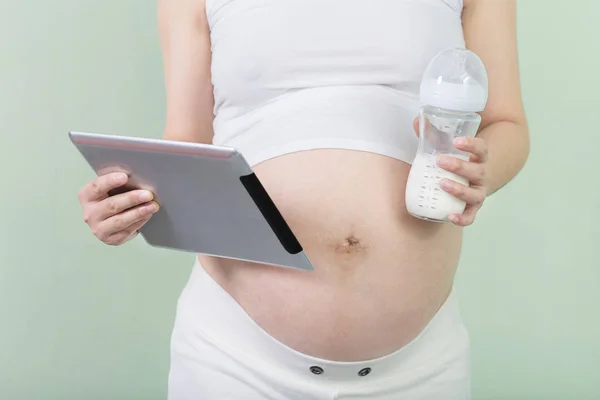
top-left (77, 0), bottom-right (529, 398)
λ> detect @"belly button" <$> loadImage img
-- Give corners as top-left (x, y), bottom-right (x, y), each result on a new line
top-left (334, 235), bottom-right (366, 255)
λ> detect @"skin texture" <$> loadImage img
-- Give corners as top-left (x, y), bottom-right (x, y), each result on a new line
top-left (76, 0), bottom-right (529, 361)
top-left (444, 0), bottom-right (530, 226)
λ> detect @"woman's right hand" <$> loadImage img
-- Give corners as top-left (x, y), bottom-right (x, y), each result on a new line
top-left (77, 172), bottom-right (160, 246)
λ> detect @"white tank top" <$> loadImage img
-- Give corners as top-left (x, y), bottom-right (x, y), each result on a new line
top-left (207, 0), bottom-right (465, 166)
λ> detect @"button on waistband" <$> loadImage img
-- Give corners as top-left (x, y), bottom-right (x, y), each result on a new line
top-left (310, 366), bottom-right (324, 375)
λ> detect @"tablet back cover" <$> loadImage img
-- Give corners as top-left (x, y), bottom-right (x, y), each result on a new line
top-left (69, 131), bottom-right (314, 271)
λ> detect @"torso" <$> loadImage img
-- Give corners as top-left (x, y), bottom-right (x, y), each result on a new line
top-left (201, 0), bottom-right (467, 362)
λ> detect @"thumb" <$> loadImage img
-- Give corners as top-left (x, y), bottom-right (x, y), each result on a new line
top-left (413, 116), bottom-right (420, 137)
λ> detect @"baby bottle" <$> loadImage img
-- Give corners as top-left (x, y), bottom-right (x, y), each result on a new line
top-left (405, 48), bottom-right (488, 222)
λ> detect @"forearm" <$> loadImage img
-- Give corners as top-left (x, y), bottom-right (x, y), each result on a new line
top-left (477, 120), bottom-right (530, 195)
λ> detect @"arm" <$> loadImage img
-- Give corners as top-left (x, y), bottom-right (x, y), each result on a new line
top-left (76, 1), bottom-right (214, 247)
top-left (431, 0), bottom-right (530, 225)
top-left (158, 0), bottom-right (214, 143)
top-left (462, 0), bottom-right (530, 195)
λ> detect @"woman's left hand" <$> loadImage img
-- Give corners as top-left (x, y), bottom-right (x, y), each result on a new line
top-left (436, 137), bottom-right (489, 227)
top-left (413, 117), bottom-right (489, 227)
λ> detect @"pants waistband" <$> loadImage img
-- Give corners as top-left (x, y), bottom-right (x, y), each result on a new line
top-left (176, 257), bottom-right (467, 384)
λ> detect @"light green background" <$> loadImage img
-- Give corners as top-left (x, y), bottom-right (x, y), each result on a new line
top-left (1, 1), bottom-right (598, 399)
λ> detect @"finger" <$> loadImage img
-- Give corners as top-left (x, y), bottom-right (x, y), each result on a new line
top-left (454, 137), bottom-right (488, 162)
top-left (440, 179), bottom-right (486, 208)
top-left (448, 206), bottom-right (477, 227)
top-left (104, 229), bottom-right (137, 246)
top-left (97, 201), bottom-right (159, 238)
top-left (79, 173), bottom-right (129, 203)
top-left (104, 215), bottom-right (151, 246)
top-left (413, 116), bottom-right (420, 137)
top-left (437, 156), bottom-right (486, 186)
top-left (129, 215), bottom-right (152, 234)
top-left (95, 189), bottom-right (155, 220)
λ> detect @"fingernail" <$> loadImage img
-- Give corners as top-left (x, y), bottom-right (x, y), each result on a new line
top-left (139, 191), bottom-right (153, 202)
top-left (115, 173), bottom-right (128, 183)
top-left (449, 215), bottom-right (459, 224)
top-left (145, 202), bottom-right (159, 213)
top-left (437, 156), bottom-right (450, 167)
top-left (440, 180), bottom-right (452, 191)
top-left (455, 137), bottom-right (467, 146)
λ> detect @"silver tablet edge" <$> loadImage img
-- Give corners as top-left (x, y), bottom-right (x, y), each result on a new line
top-left (68, 131), bottom-right (248, 167)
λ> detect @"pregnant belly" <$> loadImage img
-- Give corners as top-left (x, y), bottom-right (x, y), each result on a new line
top-left (201, 149), bottom-right (464, 361)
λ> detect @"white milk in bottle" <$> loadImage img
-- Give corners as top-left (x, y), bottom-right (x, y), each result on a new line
top-left (406, 48), bottom-right (489, 222)
top-left (406, 153), bottom-right (470, 221)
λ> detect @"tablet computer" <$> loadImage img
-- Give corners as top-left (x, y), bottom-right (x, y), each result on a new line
top-left (69, 131), bottom-right (314, 271)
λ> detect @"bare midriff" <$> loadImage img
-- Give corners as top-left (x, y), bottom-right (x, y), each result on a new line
top-left (200, 148), bottom-right (464, 362)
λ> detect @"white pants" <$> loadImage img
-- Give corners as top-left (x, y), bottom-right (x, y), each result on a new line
top-left (168, 259), bottom-right (471, 399)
